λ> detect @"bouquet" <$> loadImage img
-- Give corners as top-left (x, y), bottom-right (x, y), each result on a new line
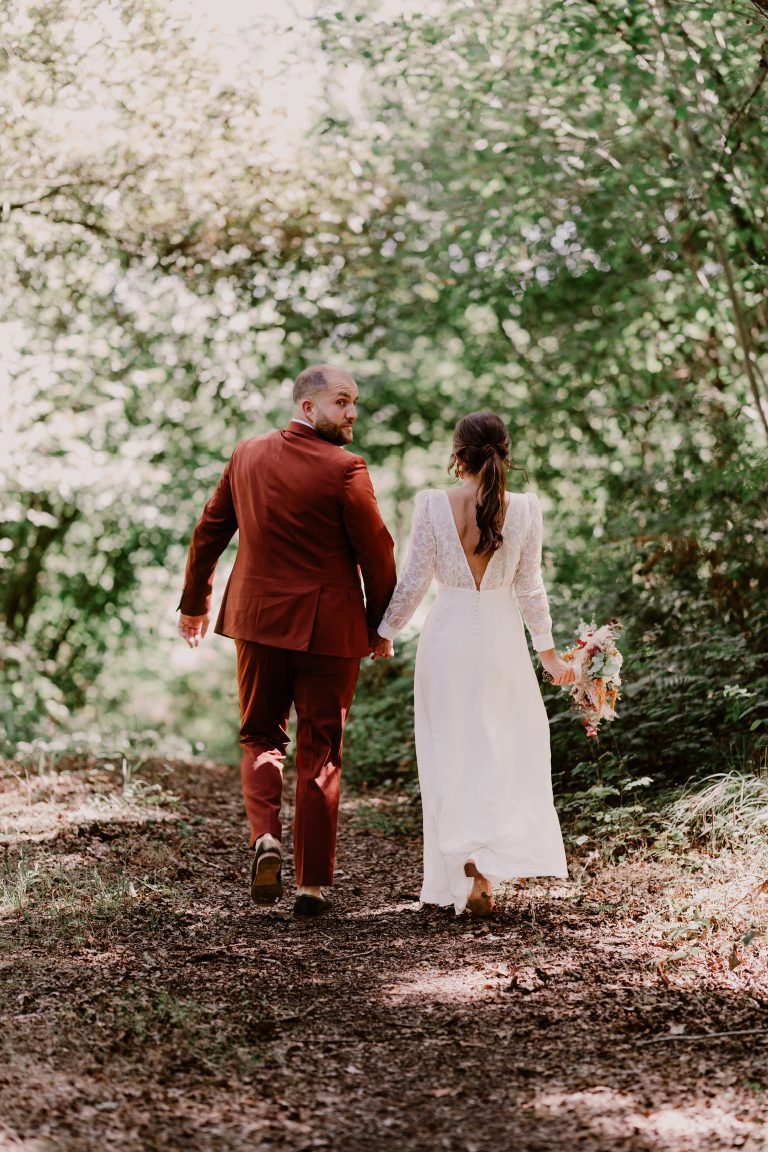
top-left (561, 619), bottom-right (623, 739)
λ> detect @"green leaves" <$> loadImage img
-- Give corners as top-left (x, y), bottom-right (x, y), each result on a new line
top-left (2, 0), bottom-right (767, 777)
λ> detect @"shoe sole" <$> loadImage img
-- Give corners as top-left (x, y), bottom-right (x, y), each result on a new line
top-left (251, 852), bottom-right (283, 904)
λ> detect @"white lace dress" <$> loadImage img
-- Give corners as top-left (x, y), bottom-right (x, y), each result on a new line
top-left (378, 489), bottom-right (567, 913)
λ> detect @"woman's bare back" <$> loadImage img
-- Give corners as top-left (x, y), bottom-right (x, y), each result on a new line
top-left (446, 487), bottom-right (509, 591)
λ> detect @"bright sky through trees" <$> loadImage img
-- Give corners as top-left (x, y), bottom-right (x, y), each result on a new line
top-left (178, 0), bottom-right (434, 153)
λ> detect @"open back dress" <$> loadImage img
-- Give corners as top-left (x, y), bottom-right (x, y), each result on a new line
top-left (377, 489), bottom-right (567, 913)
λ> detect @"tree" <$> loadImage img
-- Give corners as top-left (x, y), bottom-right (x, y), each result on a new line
top-left (0, 0), bottom-right (377, 722)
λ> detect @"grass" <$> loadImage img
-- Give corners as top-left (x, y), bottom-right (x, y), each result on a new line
top-left (555, 763), bottom-right (768, 863)
top-left (103, 989), bottom-right (276, 1065)
top-left (665, 769), bottom-right (768, 852)
top-left (0, 854), bottom-right (178, 927)
top-left (0, 980), bottom-right (278, 1076)
top-left (0, 747), bottom-right (182, 850)
top-left (0, 856), bottom-right (41, 916)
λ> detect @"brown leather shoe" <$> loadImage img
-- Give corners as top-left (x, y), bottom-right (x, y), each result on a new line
top-left (293, 893), bottom-right (332, 919)
top-left (250, 835), bottom-right (283, 904)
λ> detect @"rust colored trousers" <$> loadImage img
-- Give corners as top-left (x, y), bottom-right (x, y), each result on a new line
top-left (235, 639), bottom-right (360, 887)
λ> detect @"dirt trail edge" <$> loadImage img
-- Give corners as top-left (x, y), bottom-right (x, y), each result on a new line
top-left (1, 757), bottom-right (767, 1152)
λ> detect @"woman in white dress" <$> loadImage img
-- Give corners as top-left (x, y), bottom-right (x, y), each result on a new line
top-left (376, 412), bottom-right (574, 916)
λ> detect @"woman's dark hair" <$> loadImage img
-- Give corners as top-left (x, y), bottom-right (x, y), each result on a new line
top-left (448, 411), bottom-right (525, 556)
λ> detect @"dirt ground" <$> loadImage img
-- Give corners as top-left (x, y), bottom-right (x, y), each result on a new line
top-left (1, 755), bottom-right (767, 1152)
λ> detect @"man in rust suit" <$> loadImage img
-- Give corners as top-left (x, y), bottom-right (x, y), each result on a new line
top-left (178, 366), bottom-right (396, 917)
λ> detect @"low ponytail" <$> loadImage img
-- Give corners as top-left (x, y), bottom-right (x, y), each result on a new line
top-left (449, 411), bottom-right (521, 557)
top-left (475, 447), bottom-right (507, 556)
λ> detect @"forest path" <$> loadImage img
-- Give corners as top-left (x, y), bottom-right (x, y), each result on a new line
top-left (1, 756), bottom-right (766, 1152)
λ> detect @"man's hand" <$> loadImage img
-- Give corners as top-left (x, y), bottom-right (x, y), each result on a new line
top-left (369, 632), bottom-right (394, 661)
top-left (179, 613), bottom-right (210, 649)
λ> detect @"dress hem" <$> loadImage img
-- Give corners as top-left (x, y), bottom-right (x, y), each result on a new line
top-left (421, 866), bottom-right (569, 911)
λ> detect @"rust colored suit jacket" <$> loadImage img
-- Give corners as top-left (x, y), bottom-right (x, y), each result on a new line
top-left (178, 423), bottom-right (397, 658)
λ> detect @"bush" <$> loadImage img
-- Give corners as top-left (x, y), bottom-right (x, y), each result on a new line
top-left (548, 436), bottom-right (768, 797)
top-left (0, 625), bottom-right (70, 754)
top-left (546, 597), bottom-right (768, 797)
top-left (343, 637), bottom-right (417, 788)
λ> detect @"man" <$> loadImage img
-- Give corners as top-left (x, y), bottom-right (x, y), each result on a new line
top-left (178, 365), bottom-right (396, 918)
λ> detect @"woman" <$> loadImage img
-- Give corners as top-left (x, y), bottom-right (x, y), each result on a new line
top-left (377, 412), bottom-right (574, 916)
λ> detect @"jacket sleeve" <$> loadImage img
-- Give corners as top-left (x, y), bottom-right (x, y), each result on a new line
top-left (178, 457), bottom-right (239, 616)
top-left (377, 491), bottom-right (436, 640)
top-left (340, 456), bottom-right (397, 632)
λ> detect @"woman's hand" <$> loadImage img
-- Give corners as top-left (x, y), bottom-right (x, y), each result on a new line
top-left (539, 648), bottom-right (575, 686)
top-left (369, 632), bottom-right (394, 661)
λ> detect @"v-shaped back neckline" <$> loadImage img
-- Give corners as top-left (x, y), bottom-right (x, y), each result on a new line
top-left (440, 489), bottom-right (513, 592)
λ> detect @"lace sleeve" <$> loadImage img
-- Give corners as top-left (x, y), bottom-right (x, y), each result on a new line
top-left (377, 491), bottom-right (436, 639)
top-left (514, 493), bottom-right (555, 652)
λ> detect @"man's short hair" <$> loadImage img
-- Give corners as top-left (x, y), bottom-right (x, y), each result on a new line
top-left (293, 366), bottom-right (331, 404)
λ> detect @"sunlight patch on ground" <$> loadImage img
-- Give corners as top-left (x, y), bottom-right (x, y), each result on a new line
top-left (533, 1086), bottom-right (754, 1146)
top-left (377, 955), bottom-right (591, 1004)
top-left (345, 901), bottom-right (423, 919)
top-left (0, 1132), bottom-right (52, 1152)
top-left (0, 767), bottom-right (178, 844)
top-left (513, 878), bottom-right (576, 901)
top-left (384, 966), bottom-right (494, 1004)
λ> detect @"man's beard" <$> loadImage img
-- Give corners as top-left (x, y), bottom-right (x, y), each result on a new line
top-left (313, 416), bottom-right (353, 446)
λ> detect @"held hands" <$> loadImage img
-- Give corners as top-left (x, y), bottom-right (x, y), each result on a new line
top-left (539, 649), bottom-right (576, 686)
top-left (179, 613), bottom-right (210, 648)
top-left (369, 631), bottom-right (394, 661)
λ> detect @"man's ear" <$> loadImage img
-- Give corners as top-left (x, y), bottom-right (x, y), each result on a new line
top-left (301, 397), bottom-right (315, 421)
